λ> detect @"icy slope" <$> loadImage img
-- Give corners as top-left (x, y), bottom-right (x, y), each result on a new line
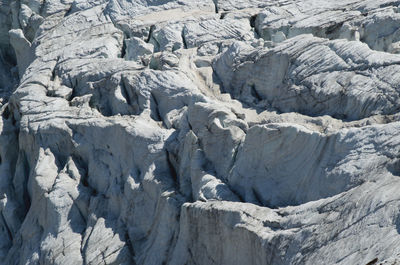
top-left (1, 0), bottom-right (400, 264)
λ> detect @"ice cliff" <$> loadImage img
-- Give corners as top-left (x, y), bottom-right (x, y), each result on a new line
top-left (1, 0), bottom-right (400, 264)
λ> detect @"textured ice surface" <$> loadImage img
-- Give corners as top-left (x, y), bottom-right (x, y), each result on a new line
top-left (1, 0), bottom-right (400, 264)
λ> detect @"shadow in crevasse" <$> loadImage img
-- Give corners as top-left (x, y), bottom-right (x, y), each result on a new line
top-left (66, 152), bottom-right (135, 265)
top-left (0, 43), bottom-right (19, 99)
top-left (387, 158), bottom-right (400, 177)
top-left (391, 164), bottom-right (400, 236)
top-left (395, 213), bottom-right (400, 235)
top-left (64, 126), bottom-right (182, 265)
